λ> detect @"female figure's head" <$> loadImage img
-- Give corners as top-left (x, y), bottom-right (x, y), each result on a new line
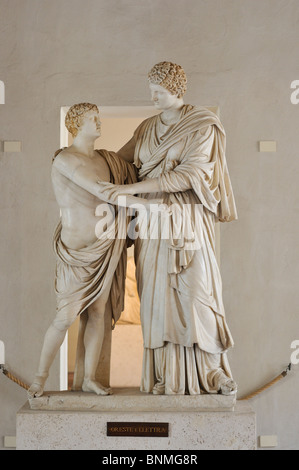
top-left (148, 61), bottom-right (187, 111)
top-left (65, 103), bottom-right (100, 138)
top-left (148, 62), bottom-right (187, 98)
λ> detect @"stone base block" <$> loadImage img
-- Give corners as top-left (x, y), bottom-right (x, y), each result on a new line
top-left (27, 387), bottom-right (237, 412)
top-left (16, 388), bottom-right (256, 450)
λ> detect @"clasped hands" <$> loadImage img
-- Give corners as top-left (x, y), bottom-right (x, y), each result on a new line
top-left (97, 181), bottom-right (137, 200)
top-left (96, 181), bottom-right (167, 211)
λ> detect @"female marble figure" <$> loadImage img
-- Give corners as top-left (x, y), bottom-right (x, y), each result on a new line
top-left (99, 62), bottom-right (238, 395)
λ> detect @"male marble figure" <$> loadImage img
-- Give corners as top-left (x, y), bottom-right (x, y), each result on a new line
top-left (28, 103), bottom-right (157, 398)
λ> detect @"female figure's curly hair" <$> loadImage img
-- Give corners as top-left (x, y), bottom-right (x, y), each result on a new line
top-left (148, 61), bottom-right (187, 98)
top-left (65, 103), bottom-right (98, 137)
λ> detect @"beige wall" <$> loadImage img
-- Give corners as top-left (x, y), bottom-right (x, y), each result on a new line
top-left (0, 0), bottom-right (299, 450)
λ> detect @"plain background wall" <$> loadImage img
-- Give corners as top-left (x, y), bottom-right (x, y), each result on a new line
top-left (0, 0), bottom-right (298, 450)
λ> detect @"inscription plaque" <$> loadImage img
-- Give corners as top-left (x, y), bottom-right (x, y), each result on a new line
top-left (107, 422), bottom-right (169, 437)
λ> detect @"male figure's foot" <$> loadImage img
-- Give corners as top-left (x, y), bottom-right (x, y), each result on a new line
top-left (82, 378), bottom-right (113, 395)
top-left (27, 374), bottom-right (48, 399)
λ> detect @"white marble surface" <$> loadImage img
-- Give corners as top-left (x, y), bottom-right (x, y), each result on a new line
top-left (28, 387), bottom-right (236, 412)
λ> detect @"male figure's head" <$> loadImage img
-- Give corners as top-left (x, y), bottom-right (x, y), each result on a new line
top-left (65, 103), bottom-right (101, 139)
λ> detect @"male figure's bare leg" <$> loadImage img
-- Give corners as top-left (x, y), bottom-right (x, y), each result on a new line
top-left (27, 324), bottom-right (67, 398)
top-left (82, 298), bottom-right (112, 395)
top-left (28, 308), bottom-right (77, 398)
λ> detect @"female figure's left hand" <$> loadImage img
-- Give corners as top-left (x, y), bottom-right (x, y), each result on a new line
top-left (97, 181), bottom-right (135, 203)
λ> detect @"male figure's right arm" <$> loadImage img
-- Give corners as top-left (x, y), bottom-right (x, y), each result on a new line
top-left (53, 152), bottom-right (161, 208)
top-left (53, 152), bottom-right (104, 198)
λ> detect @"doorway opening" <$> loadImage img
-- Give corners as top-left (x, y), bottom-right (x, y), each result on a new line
top-left (59, 106), bottom-right (159, 390)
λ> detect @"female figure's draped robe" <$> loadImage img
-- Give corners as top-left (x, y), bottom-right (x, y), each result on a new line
top-left (133, 105), bottom-right (237, 394)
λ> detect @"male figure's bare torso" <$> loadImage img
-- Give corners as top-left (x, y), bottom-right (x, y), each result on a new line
top-left (52, 149), bottom-right (110, 250)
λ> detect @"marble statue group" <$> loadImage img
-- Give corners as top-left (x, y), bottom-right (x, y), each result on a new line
top-left (28, 61), bottom-right (238, 399)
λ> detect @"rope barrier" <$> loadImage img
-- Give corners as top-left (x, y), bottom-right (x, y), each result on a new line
top-left (0, 365), bottom-right (30, 391)
top-left (239, 363), bottom-right (292, 401)
top-left (0, 363), bottom-right (292, 398)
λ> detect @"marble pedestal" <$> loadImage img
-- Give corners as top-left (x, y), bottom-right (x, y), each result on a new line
top-left (16, 388), bottom-right (256, 450)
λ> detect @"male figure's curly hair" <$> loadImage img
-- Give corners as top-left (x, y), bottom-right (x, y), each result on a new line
top-left (148, 61), bottom-right (187, 98)
top-left (65, 103), bottom-right (98, 137)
